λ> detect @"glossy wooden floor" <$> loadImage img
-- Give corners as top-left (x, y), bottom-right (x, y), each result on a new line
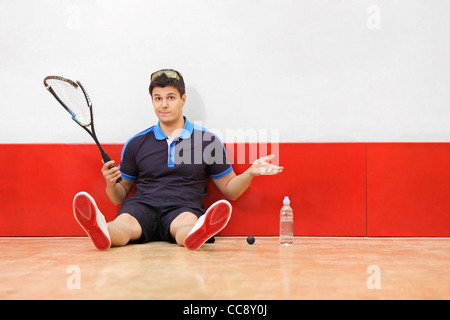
top-left (0, 237), bottom-right (448, 299)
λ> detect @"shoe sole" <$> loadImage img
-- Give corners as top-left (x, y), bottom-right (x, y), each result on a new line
top-left (73, 192), bottom-right (111, 251)
top-left (184, 200), bottom-right (232, 251)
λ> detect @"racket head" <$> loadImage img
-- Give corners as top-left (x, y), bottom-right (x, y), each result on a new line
top-left (44, 76), bottom-right (92, 127)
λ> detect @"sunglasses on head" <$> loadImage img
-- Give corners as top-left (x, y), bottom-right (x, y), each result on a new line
top-left (151, 69), bottom-right (181, 81)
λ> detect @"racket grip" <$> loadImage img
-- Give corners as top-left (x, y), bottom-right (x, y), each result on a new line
top-left (107, 163), bottom-right (122, 183)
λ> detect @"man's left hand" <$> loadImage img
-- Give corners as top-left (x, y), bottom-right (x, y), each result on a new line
top-left (249, 154), bottom-right (284, 176)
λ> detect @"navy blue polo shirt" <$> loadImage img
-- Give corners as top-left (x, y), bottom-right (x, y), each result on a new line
top-left (118, 117), bottom-right (233, 208)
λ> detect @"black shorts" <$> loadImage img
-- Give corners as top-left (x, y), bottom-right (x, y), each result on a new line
top-left (117, 195), bottom-right (205, 244)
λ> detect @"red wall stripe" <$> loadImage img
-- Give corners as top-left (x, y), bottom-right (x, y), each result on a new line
top-left (0, 143), bottom-right (448, 237)
top-left (367, 143), bottom-right (450, 237)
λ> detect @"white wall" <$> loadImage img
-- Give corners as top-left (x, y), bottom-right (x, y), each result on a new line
top-left (1, 0), bottom-right (450, 143)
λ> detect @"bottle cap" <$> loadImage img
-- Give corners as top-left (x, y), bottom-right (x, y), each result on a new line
top-left (283, 196), bottom-right (290, 205)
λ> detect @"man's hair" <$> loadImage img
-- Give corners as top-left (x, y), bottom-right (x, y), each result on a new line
top-left (149, 69), bottom-right (185, 97)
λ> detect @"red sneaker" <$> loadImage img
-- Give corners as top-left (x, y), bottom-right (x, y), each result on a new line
top-left (73, 191), bottom-right (111, 251)
top-left (184, 200), bottom-right (232, 250)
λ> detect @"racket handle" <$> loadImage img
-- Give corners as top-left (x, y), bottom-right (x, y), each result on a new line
top-left (107, 163), bottom-right (122, 183)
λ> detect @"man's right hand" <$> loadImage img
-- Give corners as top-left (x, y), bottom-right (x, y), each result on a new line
top-left (101, 160), bottom-right (122, 186)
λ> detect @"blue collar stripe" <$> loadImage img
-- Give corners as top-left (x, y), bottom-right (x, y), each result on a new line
top-left (154, 116), bottom-right (194, 141)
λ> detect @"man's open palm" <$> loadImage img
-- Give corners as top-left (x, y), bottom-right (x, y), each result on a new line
top-left (249, 154), bottom-right (284, 176)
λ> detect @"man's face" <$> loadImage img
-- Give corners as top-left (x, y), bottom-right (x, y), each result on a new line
top-left (152, 86), bottom-right (186, 126)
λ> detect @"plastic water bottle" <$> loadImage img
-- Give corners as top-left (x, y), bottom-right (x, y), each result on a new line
top-left (280, 196), bottom-right (293, 246)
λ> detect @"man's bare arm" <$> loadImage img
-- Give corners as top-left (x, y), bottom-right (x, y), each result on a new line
top-left (102, 160), bottom-right (135, 205)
